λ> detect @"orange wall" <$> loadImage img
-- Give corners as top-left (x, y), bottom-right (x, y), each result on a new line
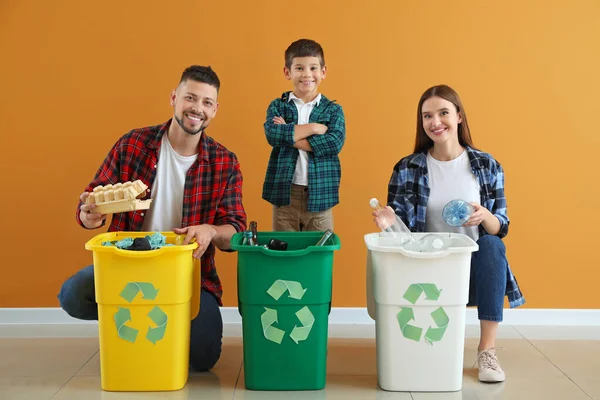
top-left (1, 1), bottom-right (599, 309)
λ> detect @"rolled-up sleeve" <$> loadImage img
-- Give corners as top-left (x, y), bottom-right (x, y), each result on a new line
top-left (491, 163), bottom-right (510, 238)
top-left (307, 105), bottom-right (345, 157)
top-left (215, 157), bottom-right (247, 234)
top-left (264, 100), bottom-right (295, 148)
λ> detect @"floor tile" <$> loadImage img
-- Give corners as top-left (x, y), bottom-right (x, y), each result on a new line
top-left (0, 338), bottom-right (98, 378)
top-left (53, 373), bottom-right (238, 400)
top-left (1, 326), bottom-right (599, 400)
top-left (411, 375), bottom-right (591, 400)
top-left (326, 338), bottom-right (377, 376)
top-left (0, 376), bottom-right (69, 400)
top-left (515, 325), bottom-right (600, 340)
top-left (234, 375), bottom-right (412, 400)
top-left (77, 337), bottom-right (243, 377)
top-left (530, 339), bottom-right (600, 399)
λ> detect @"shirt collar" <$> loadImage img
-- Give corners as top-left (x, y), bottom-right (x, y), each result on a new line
top-left (410, 146), bottom-right (484, 170)
top-left (288, 92), bottom-right (321, 107)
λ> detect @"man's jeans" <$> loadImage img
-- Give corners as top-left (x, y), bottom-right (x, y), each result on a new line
top-left (57, 265), bottom-right (223, 371)
top-left (468, 235), bottom-right (509, 322)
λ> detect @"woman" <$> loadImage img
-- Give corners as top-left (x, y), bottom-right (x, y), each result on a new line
top-left (373, 85), bottom-right (525, 383)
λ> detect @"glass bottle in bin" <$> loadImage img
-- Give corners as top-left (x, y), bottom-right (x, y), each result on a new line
top-left (249, 221), bottom-right (258, 245)
top-left (242, 230), bottom-right (255, 246)
top-left (315, 229), bottom-right (334, 246)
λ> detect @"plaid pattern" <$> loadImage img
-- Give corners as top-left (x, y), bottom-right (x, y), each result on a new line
top-left (262, 91), bottom-right (346, 212)
top-left (387, 147), bottom-right (525, 308)
top-left (76, 119), bottom-right (247, 305)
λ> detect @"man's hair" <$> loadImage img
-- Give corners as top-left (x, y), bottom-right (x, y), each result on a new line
top-left (179, 65), bottom-right (220, 92)
top-left (285, 39), bottom-right (325, 69)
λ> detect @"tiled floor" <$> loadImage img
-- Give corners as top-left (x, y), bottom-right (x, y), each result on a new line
top-left (1, 326), bottom-right (599, 399)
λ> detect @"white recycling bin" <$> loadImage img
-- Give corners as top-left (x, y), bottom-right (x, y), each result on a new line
top-left (365, 232), bottom-right (479, 392)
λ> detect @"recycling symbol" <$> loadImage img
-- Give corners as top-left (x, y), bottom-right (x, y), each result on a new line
top-left (114, 282), bottom-right (168, 344)
top-left (397, 283), bottom-right (449, 346)
top-left (260, 280), bottom-right (314, 345)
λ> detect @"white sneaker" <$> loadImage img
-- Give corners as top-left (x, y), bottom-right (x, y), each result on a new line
top-left (477, 348), bottom-right (506, 383)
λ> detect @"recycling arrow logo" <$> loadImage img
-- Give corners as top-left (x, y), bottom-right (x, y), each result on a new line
top-left (260, 280), bottom-right (314, 345)
top-left (119, 282), bottom-right (159, 302)
top-left (114, 282), bottom-right (168, 344)
top-left (397, 283), bottom-right (449, 346)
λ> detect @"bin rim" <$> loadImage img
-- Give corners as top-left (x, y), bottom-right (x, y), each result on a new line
top-left (364, 232), bottom-right (478, 259)
top-left (85, 231), bottom-right (198, 258)
top-left (230, 231), bottom-right (340, 257)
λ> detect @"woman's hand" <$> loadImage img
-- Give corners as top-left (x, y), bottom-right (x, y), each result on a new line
top-left (463, 203), bottom-right (489, 227)
top-left (464, 203), bottom-right (501, 235)
top-left (372, 206), bottom-right (397, 230)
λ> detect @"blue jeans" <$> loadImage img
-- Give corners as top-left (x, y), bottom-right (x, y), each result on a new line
top-left (467, 235), bottom-right (508, 322)
top-left (57, 265), bottom-right (223, 371)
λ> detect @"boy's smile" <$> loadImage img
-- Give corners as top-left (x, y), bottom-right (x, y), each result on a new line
top-left (284, 56), bottom-right (327, 103)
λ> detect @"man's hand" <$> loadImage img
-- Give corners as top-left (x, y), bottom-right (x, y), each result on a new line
top-left (174, 225), bottom-right (218, 259)
top-left (273, 116), bottom-right (286, 125)
top-left (79, 192), bottom-right (107, 229)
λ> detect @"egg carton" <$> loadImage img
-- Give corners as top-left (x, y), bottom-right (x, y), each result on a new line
top-left (86, 180), bottom-right (152, 214)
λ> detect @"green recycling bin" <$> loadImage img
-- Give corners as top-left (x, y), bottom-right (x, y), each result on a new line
top-left (230, 231), bottom-right (341, 391)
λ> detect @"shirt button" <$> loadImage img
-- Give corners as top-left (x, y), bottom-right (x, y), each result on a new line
top-left (153, 164), bottom-right (157, 168)
top-left (141, 213), bottom-right (145, 216)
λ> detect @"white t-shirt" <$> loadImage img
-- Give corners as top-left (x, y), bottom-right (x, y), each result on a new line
top-left (289, 93), bottom-right (321, 186)
top-left (425, 149), bottom-right (480, 241)
top-left (141, 134), bottom-right (197, 232)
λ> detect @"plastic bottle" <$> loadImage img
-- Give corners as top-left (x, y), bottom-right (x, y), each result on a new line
top-left (403, 233), bottom-right (449, 252)
top-left (370, 198), bottom-right (448, 252)
top-left (442, 199), bottom-right (474, 227)
top-left (369, 198), bottom-right (412, 245)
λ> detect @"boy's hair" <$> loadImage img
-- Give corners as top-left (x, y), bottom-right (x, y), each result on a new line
top-left (178, 65), bottom-right (220, 92)
top-left (285, 39), bottom-right (325, 69)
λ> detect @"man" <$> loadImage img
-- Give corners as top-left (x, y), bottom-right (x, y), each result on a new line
top-left (58, 65), bottom-right (247, 371)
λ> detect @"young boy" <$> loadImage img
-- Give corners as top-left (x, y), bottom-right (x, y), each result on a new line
top-left (262, 38), bottom-right (346, 232)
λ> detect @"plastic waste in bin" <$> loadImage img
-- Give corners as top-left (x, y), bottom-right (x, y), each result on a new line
top-left (365, 232), bottom-right (478, 392)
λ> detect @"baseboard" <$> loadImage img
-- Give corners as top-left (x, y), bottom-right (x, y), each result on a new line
top-left (1, 307), bottom-right (599, 339)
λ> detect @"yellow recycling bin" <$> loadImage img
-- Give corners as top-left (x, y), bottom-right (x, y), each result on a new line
top-left (85, 232), bottom-right (200, 392)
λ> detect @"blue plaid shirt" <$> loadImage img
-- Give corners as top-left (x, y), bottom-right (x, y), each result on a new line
top-left (387, 146), bottom-right (525, 308)
top-left (262, 92), bottom-right (346, 212)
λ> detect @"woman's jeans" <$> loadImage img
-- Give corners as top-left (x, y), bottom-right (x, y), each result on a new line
top-left (468, 235), bottom-right (508, 322)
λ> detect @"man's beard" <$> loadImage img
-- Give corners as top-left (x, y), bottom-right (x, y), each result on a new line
top-left (175, 114), bottom-right (206, 135)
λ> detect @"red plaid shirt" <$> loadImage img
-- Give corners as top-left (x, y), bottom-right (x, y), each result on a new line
top-left (76, 119), bottom-right (247, 305)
